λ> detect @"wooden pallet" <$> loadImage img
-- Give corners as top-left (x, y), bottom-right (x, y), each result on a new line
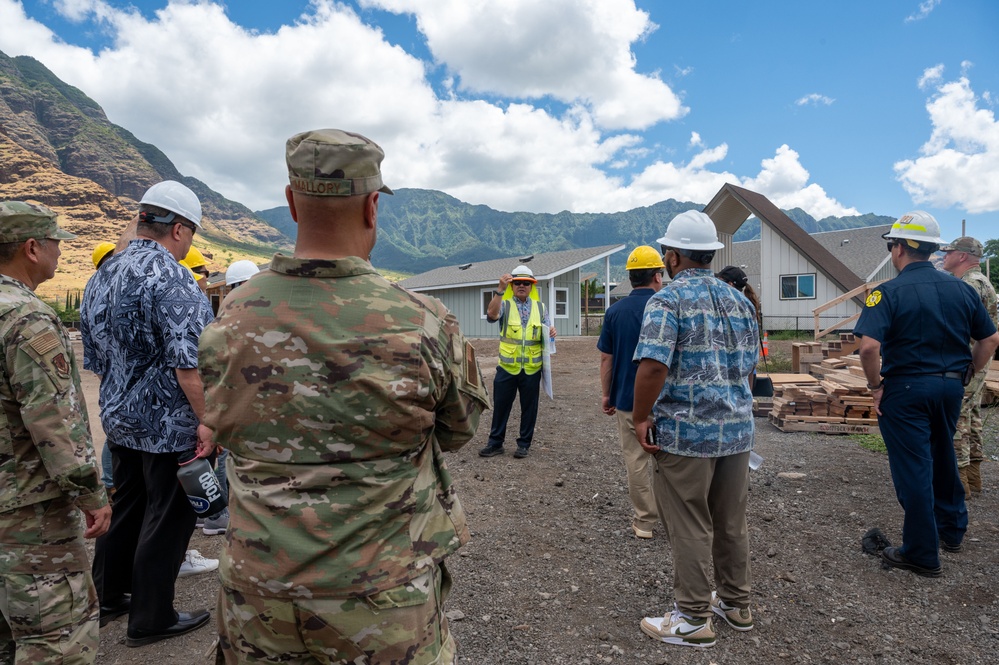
top-left (769, 413), bottom-right (880, 435)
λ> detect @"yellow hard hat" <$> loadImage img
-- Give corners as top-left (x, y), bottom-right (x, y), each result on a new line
top-left (180, 245), bottom-right (208, 270)
top-left (626, 245), bottom-right (664, 270)
top-left (92, 242), bottom-right (116, 269)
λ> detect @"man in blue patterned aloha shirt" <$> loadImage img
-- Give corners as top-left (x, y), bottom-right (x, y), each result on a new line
top-left (80, 180), bottom-right (215, 647)
top-left (632, 210), bottom-right (759, 650)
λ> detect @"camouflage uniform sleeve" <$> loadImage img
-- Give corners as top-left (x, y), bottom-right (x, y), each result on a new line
top-left (433, 311), bottom-right (490, 451)
top-left (9, 315), bottom-right (107, 511)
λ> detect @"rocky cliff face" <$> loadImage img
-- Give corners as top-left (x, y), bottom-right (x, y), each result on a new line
top-left (0, 50), bottom-right (290, 300)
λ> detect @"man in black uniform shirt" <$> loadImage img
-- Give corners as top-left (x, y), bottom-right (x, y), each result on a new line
top-left (855, 211), bottom-right (999, 577)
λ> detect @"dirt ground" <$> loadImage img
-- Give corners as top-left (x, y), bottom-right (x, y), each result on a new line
top-left (78, 337), bottom-right (999, 665)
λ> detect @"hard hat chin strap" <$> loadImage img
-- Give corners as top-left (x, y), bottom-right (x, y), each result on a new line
top-left (139, 210), bottom-right (179, 225)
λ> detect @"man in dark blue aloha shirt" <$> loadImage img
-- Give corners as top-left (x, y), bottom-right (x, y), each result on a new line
top-left (80, 180), bottom-right (215, 647)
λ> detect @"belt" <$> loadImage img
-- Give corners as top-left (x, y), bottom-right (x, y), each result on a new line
top-left (897, 371), bottom-right (962, 380)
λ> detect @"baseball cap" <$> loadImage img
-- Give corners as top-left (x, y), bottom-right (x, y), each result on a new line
top-left (716, 265), bottom-right (749, 289)
top-left (940, 236), bottom-right (983, 258)
top-left (286, 129), bottom-right (393, 197)
top-left (0, 201), bottom-right (76, 243)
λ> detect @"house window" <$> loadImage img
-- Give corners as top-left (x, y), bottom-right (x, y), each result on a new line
top-left (481, 289), bottom-right (495, 318)
top-left (779, 273), bottom-right (816, 300)
top-left (554, 288), bottom-right (568, 318)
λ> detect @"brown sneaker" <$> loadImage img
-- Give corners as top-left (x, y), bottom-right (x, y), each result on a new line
top-left (710, 592), bottom-right (754, 631)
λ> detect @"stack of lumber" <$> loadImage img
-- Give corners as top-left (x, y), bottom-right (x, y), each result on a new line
top-left (984, 359), bottom-right (999, 405)
top-left (790, 333), bottom-right (859, 374)
top-left (769, 356), bottom-right (880, 435)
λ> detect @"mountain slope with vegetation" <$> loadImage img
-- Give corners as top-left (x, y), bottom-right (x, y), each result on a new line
top-left (260, 189), bottom-right (895, 276)
top-left (0, 50), bottom-right (291, 299)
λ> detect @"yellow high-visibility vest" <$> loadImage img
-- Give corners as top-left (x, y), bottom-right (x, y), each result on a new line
top-left (497, 295), bottom-right (544, 375)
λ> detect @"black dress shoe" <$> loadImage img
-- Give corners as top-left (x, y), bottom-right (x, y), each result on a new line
top-left (99, 596), bottom-right (131, 627)
top-left (941, 540), bottom-right (963, 553)
top-left (881, 546), bottom-right (942, 578)
top-left (126, 610), bottom-right (211, 647)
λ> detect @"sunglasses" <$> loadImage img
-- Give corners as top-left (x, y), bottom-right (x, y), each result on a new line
top-left (178, 220), bottom-right (197, 235)
top-left (886, 242), bottom-right (896, 253)
top-left (194, 267), bottom-right (210, 277)
top-left (511, 280), bottom-right (533, 286)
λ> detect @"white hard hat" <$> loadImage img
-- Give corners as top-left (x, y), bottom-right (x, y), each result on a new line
top-left (656, 210), bottom-right (724, 250)
top-left (511, 265), bottom-right (536, 282)
top-left (225, 259), bottom-right (260, 286)
top-left (140, 180), bottom-right (203, 227)
top-left (882, 210), bottom-right (944, 246)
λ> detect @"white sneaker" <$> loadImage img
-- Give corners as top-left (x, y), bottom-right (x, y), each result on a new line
top-left (640, 606), bottom-right (716, 648)
top-left (178, 549), bottom-right (219, 578)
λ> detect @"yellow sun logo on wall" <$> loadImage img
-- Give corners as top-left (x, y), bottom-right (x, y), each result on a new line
top-left (865, 291), bottom-right (882, 307)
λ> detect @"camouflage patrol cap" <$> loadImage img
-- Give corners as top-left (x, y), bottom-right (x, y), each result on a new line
top-left (286, 129), bottom-right (394, 197)
top-left (0, 201), bottom-right (76, 243)
top-left (940, 236), bottom-right (983, 258)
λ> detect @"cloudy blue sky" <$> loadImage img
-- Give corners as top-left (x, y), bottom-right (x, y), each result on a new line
top-left (1, 0), bottom-right (996, 242)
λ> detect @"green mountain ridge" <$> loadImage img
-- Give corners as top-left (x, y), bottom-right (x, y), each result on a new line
top-left (258, 189), bottom-right (895, 275)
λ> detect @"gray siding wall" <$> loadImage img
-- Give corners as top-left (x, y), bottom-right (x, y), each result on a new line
top-left (869, 259), bottom-right (897, 283)
top-left (418, 269), bottom-right (580, 338)
top-left (760, 226), bottom-right (859, 331)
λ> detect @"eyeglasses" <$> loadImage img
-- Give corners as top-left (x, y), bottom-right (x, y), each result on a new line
top-left (178, 220), bottom-right (197, 236)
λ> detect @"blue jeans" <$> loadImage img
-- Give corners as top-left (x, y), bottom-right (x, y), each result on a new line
top-left (879, 375), bottom-right (967, 568)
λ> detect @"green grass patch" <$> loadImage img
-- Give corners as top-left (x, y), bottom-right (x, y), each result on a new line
top-left (851, 433), bottom-right (886, 454)
top-left (765, 330), bottom-right (817, 341)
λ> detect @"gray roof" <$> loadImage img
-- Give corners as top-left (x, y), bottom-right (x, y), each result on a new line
top-left (809, 225), bottom-right (893, 281)
top-left (730, 240), bottom-right (760, 280)
top-left (399, 244), bottom-right (625, 291)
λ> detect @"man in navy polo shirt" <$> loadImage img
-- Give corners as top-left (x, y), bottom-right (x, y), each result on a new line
top-left (856, 211), bottom-right (999, 578)
top-left (597, 245), bottom-right (664, 539)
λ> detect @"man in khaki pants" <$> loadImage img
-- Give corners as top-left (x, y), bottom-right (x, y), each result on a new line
top-left (941, 235), bottom-right (998, 498)
top-left (632, 211), bottom-right (759, 650)
top-left (597, 246), bottom-right (664, 539)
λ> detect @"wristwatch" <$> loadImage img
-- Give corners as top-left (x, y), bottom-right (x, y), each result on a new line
top-left (494, 290), bottom-right (504, 296)
top-left (867, 381), bottom-right (883, 390)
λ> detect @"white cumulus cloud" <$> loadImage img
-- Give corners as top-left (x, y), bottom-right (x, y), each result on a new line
top-left (894, 70), bottom-right (999, 214)
top-left (0, 0), bottom-right (861, 222)
top-left (361, 0), bottom-right (685, 130)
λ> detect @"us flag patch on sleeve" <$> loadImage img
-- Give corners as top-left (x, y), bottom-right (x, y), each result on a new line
top-left (465, 341), bottom-right (479, 388)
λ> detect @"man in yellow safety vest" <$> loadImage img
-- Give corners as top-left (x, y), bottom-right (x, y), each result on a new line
top-left (479, 265), bottom-right (556, 459)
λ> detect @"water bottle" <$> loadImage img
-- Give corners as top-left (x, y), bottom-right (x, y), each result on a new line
top-left (177, 451), bottom-right (227, 515)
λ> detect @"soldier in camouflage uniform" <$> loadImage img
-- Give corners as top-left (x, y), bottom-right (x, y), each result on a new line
top-left (942, 236), bottom-right (999, 498)
top-left (0, 201), bottom-right (111, 664)
top-left (200, 129), bottom-right (490, 665)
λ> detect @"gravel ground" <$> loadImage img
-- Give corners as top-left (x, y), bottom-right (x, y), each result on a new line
top-left (82, 337), bottom-right (999, 664)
